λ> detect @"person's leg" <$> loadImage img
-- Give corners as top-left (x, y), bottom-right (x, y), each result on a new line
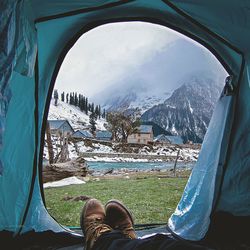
top-left (81, 199), bottom-right (213, 250)
top-left (105, 200), bottom-right (136, 239)
top-left (80, 199), bottom-right (112, 250)
top-left (93, 231), bottom-right (213, 250)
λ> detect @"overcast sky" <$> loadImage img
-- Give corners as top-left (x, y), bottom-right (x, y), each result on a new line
top-left (55, 22), bottom-right (189, 97)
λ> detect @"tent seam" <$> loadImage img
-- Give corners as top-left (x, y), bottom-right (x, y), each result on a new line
top-left (161, 0), bottom-right (243, 56)
top-left (37, 16), bottom-right (243, 232)
top-left (34, 0), bottom-right (135, 23)
top-left (17, 56), bottom-right (39, 236)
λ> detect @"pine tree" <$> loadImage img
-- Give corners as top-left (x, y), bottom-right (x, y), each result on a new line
top-left (78, 94), bottom-right (82, 109)
top-left (83, 96), bottom-right (86, 111)
top-left (66, 93), bottom-right (69, 103)
top-left (72, 92), bottom-right (75, 105)
top-left (102, 109), bottom-right (106, 119)
top-left (78, 94), bottom-right (82, 111)
top-left (85, 98), bottom-right (88, 115)
top-left (91, 102), bottom-right (94, 113)
top-left (70, 93), bottom-right (74, 105)
top-left (89, 111), bottom-right (97, 136)
top-left (69, 93), bottom-right (72, 105)
top-left (61, 92), bottom-right (65, 102)
top-left (74, 92), bottom-right (78, 107)
top-left (54, 89), bottom-right (59, 106)
top-left (94, 105), bottom-right (99, 118)
top-left (98, 105), bottom-right (101, 119)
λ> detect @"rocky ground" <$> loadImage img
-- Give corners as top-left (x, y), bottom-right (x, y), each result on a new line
top-left (44, 138), bottom-right (200, 162)
top-left (43, 139), bottom-right (200, 183)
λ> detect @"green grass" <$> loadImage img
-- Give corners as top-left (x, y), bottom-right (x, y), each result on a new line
top-left (45, 175), bottom-right (188, 227)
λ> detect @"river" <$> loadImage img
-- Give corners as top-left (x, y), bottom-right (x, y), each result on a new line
top-left (87, 161), bottom-right (195, 173)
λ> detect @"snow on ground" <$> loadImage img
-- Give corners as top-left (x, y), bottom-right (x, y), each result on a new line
top-left (68, 143), bottom-right (78, 160)
top-left (44, 98), bottom-right (200, 163)
top-left (43, 176), bottom-right (85, 188)
top-left (137, 145), bottom-right (199, 161)
top-left (77, 142), bottom-right (114, 153)
top-left (45, 98), bottom-right (200, 163)
top-left (67, 141), bottom-right (199, 162)
top-left (44, 137), bottom-right (200, 163)
top-left (84, 156), bottom-right (150, 162)
top-left (179, 147), bottom-right (199, 162)
top-left (48, 98), bottom-right (106, 130)
top-left (68, 141), bottom-right (115, 160)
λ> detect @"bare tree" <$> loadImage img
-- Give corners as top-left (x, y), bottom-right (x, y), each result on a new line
top-left (57, 132), bottom-right (69, 162)
top-left (105, 112), bottom-right (140, 142)
top-left (46, 121), bottom-right (54, 164)
top-left (104, 112), bottom-right (122, 141)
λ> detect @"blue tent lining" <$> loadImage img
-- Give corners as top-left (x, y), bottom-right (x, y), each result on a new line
top-left (34, 10), bottom-right (244, 236)
top-left (35, 0), bottom-right (134, 23)
top-left (211, 57), bottom-right (246, 214)
top-left (17, 59), bottom-right (39, 235)
top-left (34, 14), bottom-right (243, 239)
top-left (34, 14), bottom-right (241, 232)
top-left (34, 0), bottom-right (242, 76)
top-left (162, 0), bottom-right (243, 55)
top-left (1, 0), bottom-right (250, 244)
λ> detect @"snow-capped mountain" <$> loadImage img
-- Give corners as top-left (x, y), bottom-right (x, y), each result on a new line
top-left (141, 75), bottom-right (224, 143)
top-left (92, 38), bottom-right (227, 115)
top-left (48, 98), bottom-right (106, 131)
top-left (91, 38), bottom-right (228, 143)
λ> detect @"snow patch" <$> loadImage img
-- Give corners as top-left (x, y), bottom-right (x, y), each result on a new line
top-left (49, 98), bottom-right (106, 131)
top-left (44, 176), bottom-right (85, 188)
top-left (188, 100), bottom-right (193, 114)
top-left (85, 157), bottom-right (150, 162)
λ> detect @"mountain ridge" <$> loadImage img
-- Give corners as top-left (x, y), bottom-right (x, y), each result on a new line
top-left (141, 75), bottom-right (223, 142)
top-left (92, 38), bottom-right (227, 117)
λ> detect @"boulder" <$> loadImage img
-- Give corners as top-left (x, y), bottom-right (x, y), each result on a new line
top-left (43, 157), bottom-right (88, 183)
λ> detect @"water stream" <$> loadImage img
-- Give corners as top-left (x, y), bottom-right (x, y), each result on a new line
top-left (87, 161), bottom-right (195, 173)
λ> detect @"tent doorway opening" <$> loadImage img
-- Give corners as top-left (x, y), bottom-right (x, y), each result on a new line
top-left (42, 21), bottom-right (228, 228)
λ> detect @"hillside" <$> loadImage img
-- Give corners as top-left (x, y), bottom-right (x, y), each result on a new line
top-left (93, 39), bottom-right (227, 114)
top-left (141, 75), bottom-right (222, 143)
top-left (48, 98), bottom-right (106, 131)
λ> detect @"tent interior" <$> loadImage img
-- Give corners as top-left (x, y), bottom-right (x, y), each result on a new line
top-left (0, 0), bottom-right (250, 249)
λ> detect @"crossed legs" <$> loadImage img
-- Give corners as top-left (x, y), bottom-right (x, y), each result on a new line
top-left (80, 199), bottom-right (136, 250)
top-left (80, 199), bottom-right (213, 250)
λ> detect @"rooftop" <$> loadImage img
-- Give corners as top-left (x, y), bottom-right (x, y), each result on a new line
top-left (139, 125), bottom-right (153, 133)
top-left (96, 130), bottom-right (112, 138)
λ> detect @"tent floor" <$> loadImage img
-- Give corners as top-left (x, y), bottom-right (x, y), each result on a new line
top-left (0, 225), bottom-right (170, 250)
top-left (56, 226), bottom-right (170, 250)
top-left (2, 213), bottom-right (250, 250)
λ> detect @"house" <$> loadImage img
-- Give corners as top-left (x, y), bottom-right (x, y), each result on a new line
top-left (154, 134), bottom-right (184, 145)
top-left (127, 125), bottom-right (153, 144)
top-left (95, 130), bottom-right (112, 141)
top-left (166, 135), bottom-right (184, 145)
top-left (141, 121), bottom-right (172, 137)
top-left (72, 130), bottom-right (93, 139)
top-left (154, 134), bottom-right (171, 144)
top-left (48, 120), bottom-right (74, 136)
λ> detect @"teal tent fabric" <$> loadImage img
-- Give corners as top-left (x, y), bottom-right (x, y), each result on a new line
top-left (0, 0), bottom-right (249, 243)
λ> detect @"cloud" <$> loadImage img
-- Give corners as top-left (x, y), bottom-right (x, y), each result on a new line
top-left (55, 22), bottom-right (180, 96)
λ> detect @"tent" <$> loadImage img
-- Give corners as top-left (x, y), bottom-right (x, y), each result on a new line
top-left (0, 0), bottom-right (249, 249)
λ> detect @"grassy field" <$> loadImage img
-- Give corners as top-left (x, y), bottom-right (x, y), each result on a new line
top-left (45, 173), bottom-right (189, 227)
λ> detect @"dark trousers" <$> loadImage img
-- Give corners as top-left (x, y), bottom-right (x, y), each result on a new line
top-left (93, 231), bottom-right (214, 250)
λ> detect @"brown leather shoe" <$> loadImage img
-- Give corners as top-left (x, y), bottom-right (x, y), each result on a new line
top-left (105, 200), bottom-right (136, 239)
top-left (80, 199), bottom-right (112, 250)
